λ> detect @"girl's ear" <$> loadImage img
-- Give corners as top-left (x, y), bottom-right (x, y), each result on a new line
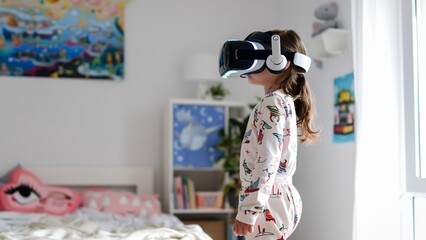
top-left (285, 60), bottom-right (291, 70)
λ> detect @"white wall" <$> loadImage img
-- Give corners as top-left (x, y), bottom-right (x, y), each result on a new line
top-left (0, 0), bottom-right (355, 239)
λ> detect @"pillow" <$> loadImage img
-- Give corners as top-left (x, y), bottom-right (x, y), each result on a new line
top-left (80, 189), bottom-right (162, 217)
top-left (0, 166), bottom-right (80, 216)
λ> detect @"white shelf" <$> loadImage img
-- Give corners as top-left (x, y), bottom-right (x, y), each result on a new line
top-left (164, 98), bottom-right (248, 212)
top-left (163, 98), bottom-right (248, 240)
top-left (173, 208), bottom-right (235, 215)
top-left (174, 167), bottom-right (223, 172)
top-left (310, 28), bottom-right (349, 59)
top-left (170, 98), bottom-right (247, 108)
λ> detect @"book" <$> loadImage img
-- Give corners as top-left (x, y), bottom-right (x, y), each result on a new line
top-left (186, 177), bottom-right (197, 209)
top-left (182, 177), bottom-right (190, 209)
top-left (174, 176), bottom-right (184, 209)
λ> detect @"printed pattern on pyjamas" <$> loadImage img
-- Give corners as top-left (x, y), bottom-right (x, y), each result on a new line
top-left (236, 90), bottom-right (302, 240)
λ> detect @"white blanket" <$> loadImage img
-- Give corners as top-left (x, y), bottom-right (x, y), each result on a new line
top-left (0, 208), bottom-right (213, 240)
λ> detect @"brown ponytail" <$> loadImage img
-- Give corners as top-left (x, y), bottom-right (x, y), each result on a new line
top-left (271, 29), bottom-right (320, 143)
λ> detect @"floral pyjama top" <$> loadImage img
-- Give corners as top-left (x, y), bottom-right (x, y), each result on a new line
top-left (236, 89), bottom-right (302, 240)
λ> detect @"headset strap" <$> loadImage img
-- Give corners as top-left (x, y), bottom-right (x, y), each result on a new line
top-left (237, 49), bottom-right (310, 72)
top-left (237, 49), bottom-right (296, 59)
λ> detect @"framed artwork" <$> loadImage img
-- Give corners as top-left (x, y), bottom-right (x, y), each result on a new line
top-left (0, 0), bottom-right (129, 80)
top-left (333, 72), bottom-right (355, 143)
top-left (172, 103), bottom-right (225, 168)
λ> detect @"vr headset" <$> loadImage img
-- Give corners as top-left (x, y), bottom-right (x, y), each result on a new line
top-left (219, 31), bottom-right (311, 78)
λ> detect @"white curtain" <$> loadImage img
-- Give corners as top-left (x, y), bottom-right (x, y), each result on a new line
top-left (351, 0), bottom-right (404, 239)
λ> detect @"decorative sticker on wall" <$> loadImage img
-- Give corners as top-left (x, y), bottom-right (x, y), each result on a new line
top-left (333, 72), bottom-right (355, 143)
top-left (173, 104), bottom-right (225, 168)
top-left (0, 0), bottom-right (129, 80)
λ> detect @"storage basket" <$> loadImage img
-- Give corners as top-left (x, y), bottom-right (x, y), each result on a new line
top-left (195, 191), bottom-right (223, 209)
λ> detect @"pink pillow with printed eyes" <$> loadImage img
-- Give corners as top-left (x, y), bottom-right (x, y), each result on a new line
top-left (80, 189), bottom-right (162, 217)
top-left (0, 167), bottom-right (80, 216)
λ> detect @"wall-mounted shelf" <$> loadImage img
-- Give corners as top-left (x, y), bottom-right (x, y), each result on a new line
top-left (310, 28), bottom-right (349, 59)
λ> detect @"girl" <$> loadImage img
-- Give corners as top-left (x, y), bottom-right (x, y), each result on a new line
top-left (232, 29), bottom-right (319, 239)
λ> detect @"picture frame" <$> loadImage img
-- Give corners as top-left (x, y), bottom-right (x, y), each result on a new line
top-left (0, 0), bottom-right (128, 80)
top-left (333, 72), bottom-right (355, 143)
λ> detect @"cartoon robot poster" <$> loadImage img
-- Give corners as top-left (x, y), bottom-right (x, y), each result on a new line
top-left (333, 72), bottom-right (355, 143)
top-left (173, 104), bottom-right (225, 168)
top-left (0, 0), bottom-right (128, 80)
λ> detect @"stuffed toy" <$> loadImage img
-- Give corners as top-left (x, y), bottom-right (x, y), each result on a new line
top-left (0, 166), bottom-right (80, 215)
top-left (312, 2), bottom-right (339, 37)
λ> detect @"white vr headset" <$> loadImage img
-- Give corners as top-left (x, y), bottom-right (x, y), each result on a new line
top-left (219, 31), bottom-right (311, 78)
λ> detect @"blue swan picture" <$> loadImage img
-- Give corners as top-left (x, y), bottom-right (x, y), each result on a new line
top-left (173, 104), bottom-right (225, 168)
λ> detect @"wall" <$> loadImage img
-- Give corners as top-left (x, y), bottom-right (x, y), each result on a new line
top-left (0, 0), bottom-right (355, 240)
top-left (0, 0), bottom-right (279, 185)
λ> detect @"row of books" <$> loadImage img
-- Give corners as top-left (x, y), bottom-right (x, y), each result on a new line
top-left (173, 175), bottom-right (196, 209)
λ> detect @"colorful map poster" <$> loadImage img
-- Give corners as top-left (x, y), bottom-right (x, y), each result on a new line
top-left (0, 0), bottom-right (129, 80)
top-left (333, 72), bottom-right (355, 143)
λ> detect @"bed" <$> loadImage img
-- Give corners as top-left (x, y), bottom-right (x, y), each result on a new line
top-left (0, 166), bottom-right (213, 240)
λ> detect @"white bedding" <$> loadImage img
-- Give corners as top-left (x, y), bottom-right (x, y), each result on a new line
top-left (0, 208), bottom-right (213, 240)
